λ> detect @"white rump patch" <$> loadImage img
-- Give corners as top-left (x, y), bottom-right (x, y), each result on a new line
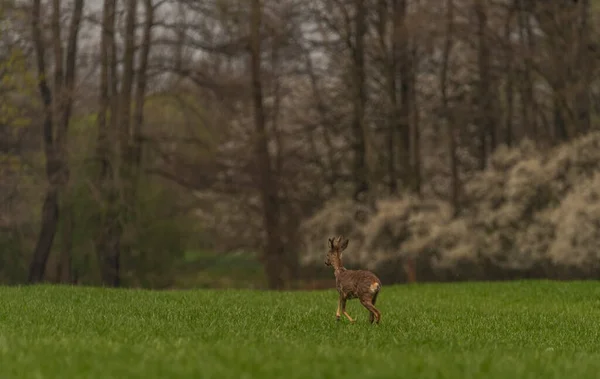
top-left (369, 282), bottom-right (380, 293)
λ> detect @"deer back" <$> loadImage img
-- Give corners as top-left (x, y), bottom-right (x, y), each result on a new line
top-left (337, 269), bottom-right (381, 300)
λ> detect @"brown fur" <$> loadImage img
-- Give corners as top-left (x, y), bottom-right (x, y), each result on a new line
top-left (325, 236), bottom-right (382, 324)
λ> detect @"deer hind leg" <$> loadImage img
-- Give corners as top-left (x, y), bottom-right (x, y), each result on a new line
top-left (372, 292), bottom-right (380, 323)
top-left (368, 292), bottom-right (379, 323)
top-left (361, 297), bottom-right (381, 324)
top-left (341, 297), bottom-right (355, 323)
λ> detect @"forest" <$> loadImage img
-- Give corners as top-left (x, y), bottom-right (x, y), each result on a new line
top-left (0, 0), bottom-right (599, 289)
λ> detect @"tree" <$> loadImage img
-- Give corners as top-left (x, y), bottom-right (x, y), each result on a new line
top-left (474, 0), bottom-right (496, 169)
top-left (95, 0), bottom-right (155, 287)
top-left (250, 0), bottom-right (285, 290)
top-left (28, 0), bottom-right (84, 283)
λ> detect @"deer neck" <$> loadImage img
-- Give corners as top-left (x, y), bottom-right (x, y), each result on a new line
top-left (332, 256), bottom-right (345, 277)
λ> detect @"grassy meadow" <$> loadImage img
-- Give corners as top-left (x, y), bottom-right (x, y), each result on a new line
top-left (1, 281), bottom-right (600, 378)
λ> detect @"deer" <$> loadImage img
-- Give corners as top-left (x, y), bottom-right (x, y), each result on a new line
top-left (325, 236), bottom-right (382, 324)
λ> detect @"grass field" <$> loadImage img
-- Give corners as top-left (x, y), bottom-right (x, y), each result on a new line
top-left (1, 281), bottom-right (600, 378)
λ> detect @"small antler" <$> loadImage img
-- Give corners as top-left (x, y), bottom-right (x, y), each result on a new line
top-left (331, 236), bottom-right (348, 251)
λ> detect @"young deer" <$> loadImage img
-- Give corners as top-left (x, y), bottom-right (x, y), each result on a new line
top-left (325, 236), bottom-right (382, 324)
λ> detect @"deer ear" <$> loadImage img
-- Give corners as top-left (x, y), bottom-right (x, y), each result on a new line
top-left (328, 238), bottom-right (334, 249)
top-left (340, 239), bottom-right (349, 251)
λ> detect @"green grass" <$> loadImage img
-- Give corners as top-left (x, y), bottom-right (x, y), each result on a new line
top-left (1, 281), bottom-right (600, 378)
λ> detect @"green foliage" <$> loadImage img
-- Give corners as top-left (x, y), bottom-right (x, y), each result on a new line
top-left (121, 175), bottom-right (196, 288)
top-left (0, 34), bottom-right (40, 283)
top-left (53, 111), bottom-right (204, 288)
top-left (1, 282), bottom-right (600, 378)
top-left (0, 48), bottom-right (35, 127)
top-left (0, 231), bottom-right (28, 283)
top-left (145, 92), bottom-right (216, 154)
top-left (175, 250), bottom-right (265, 289)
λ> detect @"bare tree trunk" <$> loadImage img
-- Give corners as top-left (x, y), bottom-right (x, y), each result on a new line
top-left (533, 2), bottom-right (587, 143)
top-left (377, 0), bottom-right (397, 195)
top-left (56, 202), bottom-right (73, 283)
top-left (475, 0), bottom-right (495, 169)
top-left (382, 0), bottom-right (415, 194)
top-left (517, 1), bottom-right (537, 142)
top-left (575, 0), bottom-right (591, 135)
top-left (396, 0), bottom-right (413, 191)
top-left (29, 0), bottom-right (83, 283)
top-left (270, 23), bottom-right (298, 284)
top-left (410, 42), bottom-right (421, 196)
top-left (352, 0), bottom-right (369, 202)
top-left (441, 0), bottom-right (459, 217)
top-left (28, 0), bottom-right (58, 283)
top-left (95, 0), bottom-right (113, 220)
top-left (250, 0), bottom-right (285, 290)
top-left (29, 192), bottom-right (58, 283)
top-left (303, 47), bottom-right (337, 195)
top-left (125, 0), bottom-right (153, 240)
top-left (95, 0), bottom-right (154, 287)
top-left (504, 2), bottom-right (516, 146)
top-left (110, 0), bottom-right (138, 287)
top-left (131, 0), bottom-right (153, 177)
top-left (96, 0), bottom-right (120, 287)
top-left (375, 0), bottom-right (398, 195)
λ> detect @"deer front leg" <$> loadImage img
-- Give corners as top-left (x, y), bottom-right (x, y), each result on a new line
top-left (335, 295), bottom-right (341, 321)
top-left (341, 297), bottom-right (355, 323)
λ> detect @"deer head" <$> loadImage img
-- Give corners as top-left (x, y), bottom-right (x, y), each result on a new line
top-left (325, 235), bottom-right (349, 267)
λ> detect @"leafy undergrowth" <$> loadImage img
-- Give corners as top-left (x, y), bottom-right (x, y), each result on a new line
top-left (175, 250), bottom-right (266, 289)
top-left (1, 281), bottom-right (600, 378)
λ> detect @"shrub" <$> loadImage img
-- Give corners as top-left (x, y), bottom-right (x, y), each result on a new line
top-left (300, 132), bottom-right (600, 283)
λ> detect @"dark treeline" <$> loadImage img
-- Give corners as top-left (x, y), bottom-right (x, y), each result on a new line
top-left (0, 0), bottom-right (599, 289)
